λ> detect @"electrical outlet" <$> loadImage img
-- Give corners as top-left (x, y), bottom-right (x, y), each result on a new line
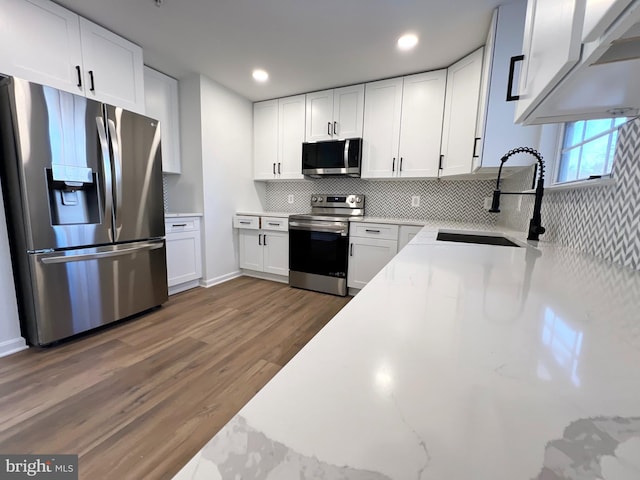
top-left (287, 194), bottom-right (294, 204)
top-left (483, 197), bottom-right (492, 210)
top-left (411, 195), bottom-right (420, 208)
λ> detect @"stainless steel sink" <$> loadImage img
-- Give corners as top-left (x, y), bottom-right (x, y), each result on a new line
top-left (436, 231), bottom-right (521, 247)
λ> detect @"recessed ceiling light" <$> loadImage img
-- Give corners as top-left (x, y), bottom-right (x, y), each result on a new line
top-left (252, 69), bottom-right (269, 82)
top-left (397, 33), bottom-right (419, 51)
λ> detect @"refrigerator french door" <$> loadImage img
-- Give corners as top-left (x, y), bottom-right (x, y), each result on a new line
top-left (0, 77), bottom-right (167, 346)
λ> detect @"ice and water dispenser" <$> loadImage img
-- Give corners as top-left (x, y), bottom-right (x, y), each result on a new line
top-left (46, 164), bottom-right (101, 225)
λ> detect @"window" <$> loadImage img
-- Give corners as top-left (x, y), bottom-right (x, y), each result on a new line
top-left (556, 117), bottom-right (627, 183)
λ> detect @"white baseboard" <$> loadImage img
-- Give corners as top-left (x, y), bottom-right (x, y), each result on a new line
top-left (201, 271), bottom-right (242, 288)
top-left (0, 337), bottom-right (28, 358)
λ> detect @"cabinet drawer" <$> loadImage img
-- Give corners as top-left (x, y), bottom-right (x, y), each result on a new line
top-left (261, 217), bottom-right (288, 232)
top-left (165, 217), bottom-right (200, 233)
top-left (233, 215), bottom-right (259, 230)
top-left (350, 222), bottom-right (399, 240)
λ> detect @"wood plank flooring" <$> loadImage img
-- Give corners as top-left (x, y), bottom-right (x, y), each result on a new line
top-left (0, 276), bottom-right (350, 479)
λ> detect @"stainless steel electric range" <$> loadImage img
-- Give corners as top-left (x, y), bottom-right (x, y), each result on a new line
top-left (289, 194), bottom-right (365, 296)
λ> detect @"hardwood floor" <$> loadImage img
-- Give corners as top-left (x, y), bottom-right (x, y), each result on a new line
top-left (0, 277), bottom-right (350, 479)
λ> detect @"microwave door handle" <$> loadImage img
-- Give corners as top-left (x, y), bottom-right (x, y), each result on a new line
top-left (96, 117), bottom-right (113, 241)
top-left (344, 139), bottom-right (350, 170)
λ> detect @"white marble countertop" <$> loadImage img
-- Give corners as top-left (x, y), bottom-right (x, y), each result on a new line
top-left (235, 211), bottom-right (292, 218)
top-left (165, 213), bottom-right (203, 218)
top-left (174, 226), bottom-right (640, 480)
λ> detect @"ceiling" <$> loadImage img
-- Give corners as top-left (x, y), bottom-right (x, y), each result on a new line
top-left (53, 0), bottom-right (506, 102)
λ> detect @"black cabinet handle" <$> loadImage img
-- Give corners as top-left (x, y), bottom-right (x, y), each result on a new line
top-left (172, 223), bottom-right (187, 227)
top-left (75, 65), bottom-right (82, 87)
top-left (239, 221), bottom-right (251, 225)
top-left (333, 121), bottom-right (337, 135)
top-left (258, 234), bottom-right (262, 246)
top-left (273, 163), bottom-right (276, 175)
top-left (365, 229), bottom-right (381, 233)
top-left (277, 162), bottom-right (281, 174)
top-left (400, 157), bottom-right (403, 171)
top-left (328, 122), bottom-right (332, 135)
top-left (263, 234), bottom-right (267, 246)
top-left (506, 55), bottom-right (524, 102)
top-left (89, 70), bottom-right (95, 92)
top-left (472, 137), bottom-right (481, 158)
top-left (439, 155), bottom-right (444, 170)
top-left (268, 222), bottom-right (280, 226)
top-left (350, 243), bottom-right (353, 256)
top-left (392, 157), bottom-right (396, 172)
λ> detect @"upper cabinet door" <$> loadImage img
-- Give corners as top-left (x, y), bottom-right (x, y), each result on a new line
top-left (332, 84), bottom-right (364, 139)
top-left (79, 18), bottom-right (145, 113)
top-left (475, 2), bottom-right (541, 170)
top-left (361, 78), bottom-right (403, 179)
top-left (0, 0), bottom-right (84, 95)
top-left (305, 89), bottom-right (334, 142)
top-left (278, 95), bottom-right (305, 180)
top-left (253, 100), bottom-right (279, 180)
top-left (440, 48), bottom-right (484, 177)
top-left (144, 67), bottom-right (182, 174)
top-left (514, 0), bottom-right (584, 123)
top-left (398, 71), bottom-right (446, 178)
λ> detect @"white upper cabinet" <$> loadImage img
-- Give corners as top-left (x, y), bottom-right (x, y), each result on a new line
top-left (362, 73), bottom-right (446, 179)
top-left (0, 0), bottom-right (145, 113)
top-left (305, 89), bottom-right (334, 141)
top-left (0, 0), bottom-right (84, 94)
top-left (513, 0), bottom-right (640, 125)
top-left (398, 71), bottom-right (447, 178)
top-left (474, 2), bottom-right (542, 171)
top-left (440, 48), bottom-right (484, 177)
top-left (253, 100), bottom-right (279, 180)
top-left (278, 95), bottom-right (305, 180)
top-left (361, 78), bottom-right (404, 178)
top-left (144, 67), bottom-right (182, 174)
top-left (513, 0), bottom-right (584, 124)
top-left (332, 85), bottom-right (365, 139)
top-left (79, 18), bottom-right (145, 113)
top-left (305, 84), bottom-right (364, 142)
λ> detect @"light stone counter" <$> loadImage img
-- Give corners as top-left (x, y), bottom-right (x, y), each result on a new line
top-left (235, 211), bottom-right (292, 218)
top-left (165, 213), bottom-right (203, 218)
top-left (174, 226), bottom-right (640, 480)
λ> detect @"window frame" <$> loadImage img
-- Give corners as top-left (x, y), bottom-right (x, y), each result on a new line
top-left (549, 118), bottom-right (626, 187)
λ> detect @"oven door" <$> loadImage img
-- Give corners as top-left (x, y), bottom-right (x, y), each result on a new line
top-left (289, 219), bottom-right (349, 295)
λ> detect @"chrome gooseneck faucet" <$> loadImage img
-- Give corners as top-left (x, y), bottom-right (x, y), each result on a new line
top-left (489, 147), bottom-right (546, 241)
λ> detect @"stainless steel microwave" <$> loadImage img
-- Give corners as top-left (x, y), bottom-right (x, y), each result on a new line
top-left (302, 138), bottom-right (362, 178)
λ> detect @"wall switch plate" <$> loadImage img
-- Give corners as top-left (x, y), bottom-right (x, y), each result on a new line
top-left (411, 195), bottom-right (420, 208)
top-left (483, 197), bottom-right (492, 210)
top-left (287, 194), bottom-right (294, 204)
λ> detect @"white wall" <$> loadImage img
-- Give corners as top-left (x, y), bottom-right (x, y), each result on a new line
top-left (198, 75), bottom-right (265, 286)
top-left (0, 184), bottom-right (27, 357)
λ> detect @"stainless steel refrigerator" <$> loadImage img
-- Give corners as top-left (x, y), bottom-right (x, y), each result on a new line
top-left (0, 77), bottom-right (168, 346)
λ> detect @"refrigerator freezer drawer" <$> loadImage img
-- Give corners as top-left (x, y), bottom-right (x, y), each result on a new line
top-left (25, 240), bottom-right (168, 346)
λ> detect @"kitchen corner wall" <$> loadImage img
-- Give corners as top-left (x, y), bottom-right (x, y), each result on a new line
top-left (266, 178), bottom-right (499, 224)
top-left (498, 117), bottom-right (640, 272)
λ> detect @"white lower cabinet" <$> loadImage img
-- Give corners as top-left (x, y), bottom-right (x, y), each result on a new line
top-left (398, 225), bottom-right (423, 251)
top-left (236, 215), bottom-right (289, 279)
top-left (347, 223), bottom-right (399, 290)
top-left (165, 216), bottom-right (202, 294)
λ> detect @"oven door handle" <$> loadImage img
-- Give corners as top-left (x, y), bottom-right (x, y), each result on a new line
top-left (289, 221), bottom-right (348, 236)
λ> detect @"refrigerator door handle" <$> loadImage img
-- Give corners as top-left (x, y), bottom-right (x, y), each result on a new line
top-left (96, 117), bottom-right (114, 240)
top-left (40, 242), bottom-right (164, 264)
top-left (107, 118), bottom-right (123, 232)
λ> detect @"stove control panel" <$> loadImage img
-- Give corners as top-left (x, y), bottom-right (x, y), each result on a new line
top-left (310, 194), bottom-right (365, 209)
